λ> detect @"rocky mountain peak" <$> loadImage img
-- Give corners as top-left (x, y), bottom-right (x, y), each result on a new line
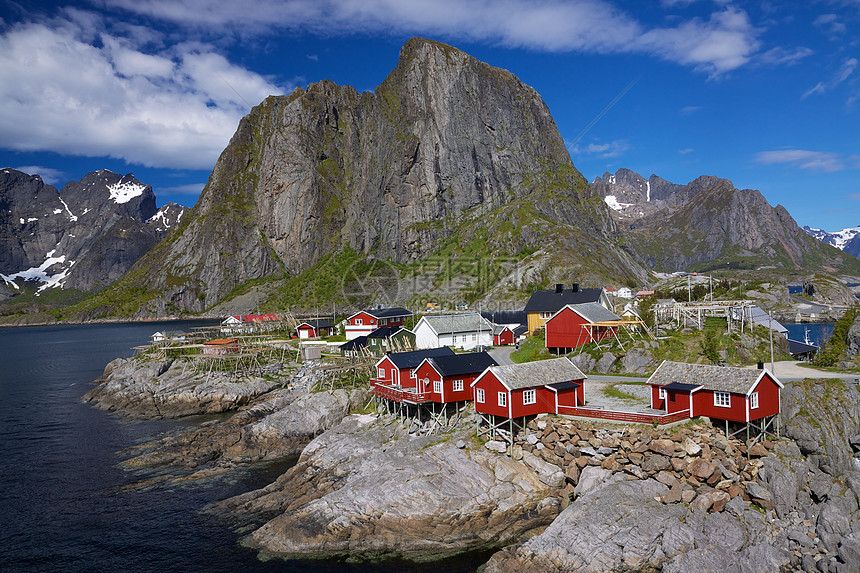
top-left (78, 37), bottom-right (638, 317)
top-left (0, 168), bottom-right (180, 296)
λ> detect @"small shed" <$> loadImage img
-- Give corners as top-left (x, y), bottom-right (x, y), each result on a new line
top-left (296, 319), bottom-right (335, 339)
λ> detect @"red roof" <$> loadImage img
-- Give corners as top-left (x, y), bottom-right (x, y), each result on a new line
top-left (232, 314), bottom-right (279, 322)
top-left (205, 338), bottom-right (238, 345)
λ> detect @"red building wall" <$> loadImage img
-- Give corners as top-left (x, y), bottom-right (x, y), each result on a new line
top-left (545, 307), bottom-right (615, 350)
top-left (748, 374), bottom-right (781, 420)
top-left (472, 372), bottom-right (512, 418)
top-left (413, 361), bottom-right (481, 403)
top-left (650, 386), bottom-right (665, 410)
top-left (665, 389), bottom-right (692, 415)
top-left (693, 390), bottom-right (747, 423)
top-left (494, 329), bottom-right (514, 346)
top-left (350, 312), bottom-right (379, 327)
top-left (374, 356), bottom-right (418, 389)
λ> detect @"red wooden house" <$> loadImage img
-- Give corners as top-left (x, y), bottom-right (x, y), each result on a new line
top-left (372, 347), bottom-right (455, 398)
top-left (414, 352), bottom-right (497, 403)
top-left (470, 357), bottom-right (586, 419)
top-left (296, 319), bottom-right (334, 339)
top-left (545, 302), bottom-right (622, 354)
top-left (345, 307), bottom-right (412, 340)
top-left (646, 361), bottom-right (783, 423)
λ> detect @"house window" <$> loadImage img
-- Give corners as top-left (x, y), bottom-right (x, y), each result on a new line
top-left (523, 389), bottom-right (536, 405)
top-left (472, 333), bottom-right (477, 341)
top-left (356, 318), bottom-right (363, 325)
top-left (498, 392), bottom-right (507, 407)
top-left (750, 392), bottom-right (759, 409)
top-left (539, 312), bottom-right (552, 319)
top-left (658, 388), bottom-right (666, 400)
top-left (433, 380), bottom-right (442, 394)
top-left (381, 318), bottom-right (387, 325)
top-left (377, 368), bottom-right (384, 378)
top-left (410, 369), bottom-right (416, 379)
top-left (453, 380), bottom-right (464, 392)
top-left (476, 388), bottom-right (485, 403)
top-left (714, 391), bottom-right (730, 407)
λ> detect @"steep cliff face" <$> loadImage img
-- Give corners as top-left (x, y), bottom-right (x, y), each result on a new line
top-left (81, 38), bottom-right (641, 317)
top-left (0, 168), bottom-right (188, 296)
top-left (593, 168), bottom-right (860, 275)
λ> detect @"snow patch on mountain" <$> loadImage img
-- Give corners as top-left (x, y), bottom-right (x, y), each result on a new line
top-left (107, 179), bottom-right (147, 204)
top-left (804, 225), bottom-right (860, 251)
top-left (604, 195), bottom-right (633, 212)
top-left (3, 249), bottom-right (75, 293)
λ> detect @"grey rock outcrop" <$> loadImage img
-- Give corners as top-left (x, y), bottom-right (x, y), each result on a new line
top-left (84, 355), bottom-right (281, 419)
top-left (218, 414), bottom-right (560, 561)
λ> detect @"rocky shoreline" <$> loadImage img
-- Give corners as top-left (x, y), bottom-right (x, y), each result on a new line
top-left (85, 355), bottom-right (860, 571)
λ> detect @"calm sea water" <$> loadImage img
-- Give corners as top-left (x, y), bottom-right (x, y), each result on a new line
top-left (0, 322), bottom-right (486, 573)
top-left (784, 322), bottom-right (834, 348)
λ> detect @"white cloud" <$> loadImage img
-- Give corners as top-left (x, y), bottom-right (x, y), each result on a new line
top-left (0, 16), bottom-right (286, 170)
top-left (108, 0), bottom-right (762, 75)
top-left (158, 182), bottom-right (206, 195)
top-left (754, 149), bottom-right (847, 172)
top-left (759, 46), bottom-right (813, 66)
top-left (678, 148), bottom-right (694, 155)
top-left (13, 165), bottom-right (66, 185)
top-left (568, 140), bottom-right (631, 159)
top-left (814, 13), bottom-right (846, 36)
top-left (680, 105), bottom-right (701, 115)
top-left (802, 57), bottom-right (857, 98)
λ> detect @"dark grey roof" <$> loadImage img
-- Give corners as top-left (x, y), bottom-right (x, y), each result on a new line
top-left (384, 347), bottom-right (455, 369)
top-left (547, 381), bottom-right (580, 391)
top-left (646, 360), bottom-right (780, 394)
top-left (523, 287), bottom-right (604, 313)
top-left (788, 339), bottom-right (819, 354)
top-left (367, 326), bottom-right (405, 339)
top-left (556, 302), bottom-right (621, 323)
top-left (424, 352), bottom-right (497, 377)
top-left (340, 336), bottom-right (368, 350)
top-left (480, 310), bottom-right (526, 327)
top-left (662, 382), bottom-right (702, 392)
top-left (300, 319), bottom-right (334, 329)
top-left (483, 358), bottom-right (586, 390)
top-left (362, 307), bottom-right (412, 319)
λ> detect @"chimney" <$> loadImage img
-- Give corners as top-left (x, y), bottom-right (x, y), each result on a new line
top-left (572, 283), bottom-right (580, 293)
top-left (555, 284), bottom-right (564, 294)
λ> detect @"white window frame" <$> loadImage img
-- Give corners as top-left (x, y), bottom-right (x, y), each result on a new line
top-left (750, 392), bottom-right (759, 409)
top-left (377, 367), bottom-right (384, 378)
top-left (453, 379), bottom-right (464, 392)
top-left (433, 380), bottom-right (442, 394)
top-left (476, 388), bottom-right (485, 403)
top-left (356, 318), bottom-right (363, 325)
top-left (410, 368), bottom-right (416, 379)
top-left (523, 389), bottom-right (536, 405)
top-left (498, 392), bottom-right (507, 407)
top-left (714, 391), bottom-right (730, 408)
top-left (658, 387), bottom-right (666, 400)
top-left (539, 311), bottom-right (552, 319)
top-left (472, 333), bottom-right (477, 341)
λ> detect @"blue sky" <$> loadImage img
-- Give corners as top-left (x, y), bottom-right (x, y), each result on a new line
top-left (0, 1), bottom-right (858, 231)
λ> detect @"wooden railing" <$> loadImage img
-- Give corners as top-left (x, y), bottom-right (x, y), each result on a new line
top-left (557, 406), bottom-right (690, 425)
top-left (370, 380), bottom-right (430, 404)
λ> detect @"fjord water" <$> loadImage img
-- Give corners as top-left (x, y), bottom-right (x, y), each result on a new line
top-left (0, 322), bottom-right (483, 572)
